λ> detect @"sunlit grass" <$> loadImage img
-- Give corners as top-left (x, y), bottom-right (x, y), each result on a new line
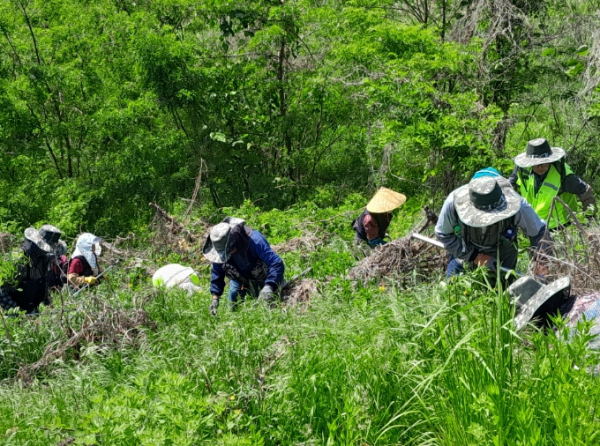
top-left (1, 211), bottom-right (600, 445)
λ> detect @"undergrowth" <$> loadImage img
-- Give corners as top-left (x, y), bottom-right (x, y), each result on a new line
top-left (0, 203), bottom-right (599, 445)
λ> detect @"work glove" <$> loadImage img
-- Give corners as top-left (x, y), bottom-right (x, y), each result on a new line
top-left (84, 276), bottom-right (98, 285)
top-left (473, 253), bottom-right (497, 271)
top-left (368, 237), bottom-right (386, 248)
top-left (209, 297), bottom-right (220, 316)
top-left (258, 285), bottom-right (275, 302)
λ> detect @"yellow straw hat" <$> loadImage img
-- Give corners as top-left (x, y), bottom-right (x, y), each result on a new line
top-left (366, 187), bottom-right (407, 213)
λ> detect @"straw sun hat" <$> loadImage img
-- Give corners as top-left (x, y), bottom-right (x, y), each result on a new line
top-left (366, 187), bottom-right (407, 213)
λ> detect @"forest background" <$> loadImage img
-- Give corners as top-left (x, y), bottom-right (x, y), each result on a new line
top-left (4, 1), bottom-right (600, 445)
top-left (2, 0), bottom-right (600, 235)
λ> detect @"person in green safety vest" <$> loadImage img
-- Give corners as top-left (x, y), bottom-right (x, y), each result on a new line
top-left (508, 138), bottom-right (596, 230)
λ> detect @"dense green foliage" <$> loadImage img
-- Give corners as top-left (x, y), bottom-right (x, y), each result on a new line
top-left (1, 204), bottom-right (600, 445)
top-left (3, 1), bottom-right (600, 443)
top-left (2, 0), bottom-right (600, 235)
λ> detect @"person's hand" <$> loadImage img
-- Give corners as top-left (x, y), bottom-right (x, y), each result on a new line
top-left (534, 262), bottom-right (549, 278)
top-left (209, 296), bottom-right (220, 316)
top-left (258, 285), bottom-right (275, 302)
top-left (84, 276), bottom-right (98, 285)
top-left (473, 253), bottom-right (496, 270)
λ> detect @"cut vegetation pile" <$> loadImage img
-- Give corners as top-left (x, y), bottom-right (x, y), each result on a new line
top-left (348, 235), bottom-right (447, 284)
top-left (14, 295), bottom-right (156, 382)
top-left (540, 220), bottom-right (600, 295)
top-left (282, 278), bottom-right (320, 306)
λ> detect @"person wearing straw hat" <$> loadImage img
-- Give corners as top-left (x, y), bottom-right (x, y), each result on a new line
top-left (352, 187), bottom-right (407, 249)
top-left (435, 176), bottom-right (551, 278)
top-left (0, 225), bottom-right (62, 313)
top-left (508, 138), bottom-right (596, 230)
top-left (67, 233), bottom-right (103, 288)
top-left (203, 217), bottom-right (284, 316)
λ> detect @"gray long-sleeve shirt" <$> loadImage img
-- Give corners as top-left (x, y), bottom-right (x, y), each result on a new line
top-left (435, 186), bottom-right (547, 261)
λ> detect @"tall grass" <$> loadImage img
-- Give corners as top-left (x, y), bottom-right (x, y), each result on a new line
top-left (1, 211), bottom-right (600, 445)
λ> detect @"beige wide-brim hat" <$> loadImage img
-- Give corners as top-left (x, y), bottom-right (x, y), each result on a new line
top-left (366, 187), bottom-right (407, 213)
top-left (509, 276), bottom-right (571, 331)
top-left (514, 138), bottom-right (566, 168)
top-left (454, 177), bottom-right (521, 228)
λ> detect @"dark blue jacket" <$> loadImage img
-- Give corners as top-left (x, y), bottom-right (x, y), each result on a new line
top-left (210, 230), bottom-right (284, 296)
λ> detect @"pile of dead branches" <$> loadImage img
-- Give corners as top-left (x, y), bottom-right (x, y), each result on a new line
top-left (537, 222), bottom-right (600, 296)
top-left (348, 235), bottom-right (446, 284)
top-left (273, 233), bottom-right (323, 255)
top-left (17, 295), bottom-right (156, 382)
top-left (148, 202), bottom-right (209, 264)
top-left (529, 197), bottom-right (600, 295)
top-left (282, 278), bottom-right (320, 306)
top-left (0, 232), bottom-right (15, 253)
top-left (348, 206), bottom-right (445, 284)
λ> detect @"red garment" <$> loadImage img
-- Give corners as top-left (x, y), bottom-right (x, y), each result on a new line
top-left (363, 214), bottom-right (380, 240)
top-left (68, 258), bottom-right (85, 275)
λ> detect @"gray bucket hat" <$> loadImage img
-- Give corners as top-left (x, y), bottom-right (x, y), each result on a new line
top-left (24, 224), bottom-right (62, 253)
top-left (454, 176), bottom-right (521, 228)
top-left (202, 217), bottom-right (246, 264)
top-left (509, 275), bottom-right (571, 331)
top-left (514, 138), bottom-right (566, 168)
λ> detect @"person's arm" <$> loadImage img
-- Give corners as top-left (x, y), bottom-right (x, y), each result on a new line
top-left (363, 214), bottom-right (386, 246)
top-left (514, 198), bottom-right (552, 254)
top-left (67, 259), bottom-right (87, 287)
top-left (562, 174), bottom-right (596, 212)
top-left (363, 215), bottom-right (379, 240)
top-left (209, 263), bottom-right (226, 297)
top-left (434, 192), bottom-right (476, 261)
top-left (250, 231), bottom-right (284, 290)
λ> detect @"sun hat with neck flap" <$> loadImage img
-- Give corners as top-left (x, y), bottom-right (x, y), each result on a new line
top-left (203, 217), bottom-right (249, 264)
top-left (514, 138), bottom-right (566, 168)
top-left (23, 224), bottom-right (62, 253)
top-left (454, 176), bottom-right (522, 228)
top-left (366, 187), bottom-right (407, 213)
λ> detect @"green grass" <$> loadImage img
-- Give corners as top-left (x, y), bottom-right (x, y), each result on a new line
top-left (1, 204), bottom-right (600, 445)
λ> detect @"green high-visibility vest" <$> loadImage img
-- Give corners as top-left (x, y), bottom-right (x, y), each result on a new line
top-left (516, 164), bottom-right (579, 229)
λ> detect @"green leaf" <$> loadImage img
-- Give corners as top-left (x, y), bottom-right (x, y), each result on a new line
top-left (541, 47), bottom-right (556, 57)
top-left (209, 132), bottom-right (227, 142)
top-left (566, 62), bottom-right (585, 77)
top-left (576, 45), bottom-right (589, 57)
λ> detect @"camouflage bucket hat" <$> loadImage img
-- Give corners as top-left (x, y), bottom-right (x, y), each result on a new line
top-left (514, 138), bottom-right (565, 168)
top-left (24, 224), bottom-right (62, 253)
top-left (202, 217), bottom-right (246, 264)
top-left (454, 176), bottom-right (521, 228)
top-left (509, 275), bottom-right (571, 331)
